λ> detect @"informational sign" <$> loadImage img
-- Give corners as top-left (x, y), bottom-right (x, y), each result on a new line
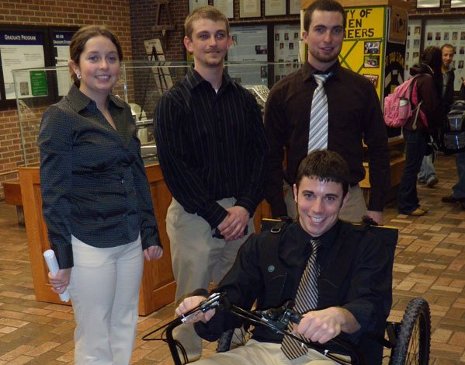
top-left (228, 25), bottom-right (267, 84)
top-left (0, 31), bottom-right (45, 99)
top-left (53, 31), bottom-right (74, 96)
top-left (340, 6), bottom-right (386, 98)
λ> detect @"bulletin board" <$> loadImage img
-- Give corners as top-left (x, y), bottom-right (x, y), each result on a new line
top-left (0, 25), bottom-right (77, 109)
top-left (340, 6), bottom-right (386, 98)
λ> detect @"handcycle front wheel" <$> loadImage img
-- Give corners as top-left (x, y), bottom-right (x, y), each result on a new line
top-left (389, 297), bottom-right (431, 365)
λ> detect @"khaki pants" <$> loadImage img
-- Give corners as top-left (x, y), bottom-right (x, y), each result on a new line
top-left (68, 235), bottom-right (143, 365)
top-left (167, 197), bottom-right (254, 361)
top-left (285, 183), bottom-right (367, 223)
top-left (192, 339), bottom-right (341, 365)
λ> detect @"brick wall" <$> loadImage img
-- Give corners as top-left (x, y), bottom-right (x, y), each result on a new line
top-left (0, 0), bottom-right (132, 198)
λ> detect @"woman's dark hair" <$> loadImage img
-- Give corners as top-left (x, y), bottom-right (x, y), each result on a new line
top-left (69, 25), bottom-right (123, 83)
top-left (421, 46), bottom-right (442, 95)
top-left (295, 149), bottom-right (350, 198)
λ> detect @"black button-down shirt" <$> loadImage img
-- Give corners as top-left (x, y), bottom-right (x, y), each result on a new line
top-left (38, 84), bottom-right (160, 269)
top-left (155, 68), bottom-right (268, 228)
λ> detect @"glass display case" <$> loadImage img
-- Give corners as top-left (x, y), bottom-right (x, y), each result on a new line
top-left (12, 60), bottom-right (295, 167)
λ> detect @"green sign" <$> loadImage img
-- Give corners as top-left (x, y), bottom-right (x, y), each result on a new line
top-left (30, 70), bottom-right (48, 96)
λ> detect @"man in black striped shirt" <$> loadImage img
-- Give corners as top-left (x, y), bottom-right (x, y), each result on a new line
top-left (154, 5), bottom-right (268, 362)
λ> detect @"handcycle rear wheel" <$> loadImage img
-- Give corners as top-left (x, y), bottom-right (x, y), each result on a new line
top-left (389, 297), bottom-right (431, 365)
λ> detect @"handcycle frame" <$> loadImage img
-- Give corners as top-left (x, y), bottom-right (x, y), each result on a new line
top-left (144, 292), bottom-right (431, 365)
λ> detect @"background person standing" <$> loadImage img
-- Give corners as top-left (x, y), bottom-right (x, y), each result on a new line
top-left (418, 43), bottom-right (456, 188)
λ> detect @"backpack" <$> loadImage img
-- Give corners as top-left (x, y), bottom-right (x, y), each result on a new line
top-left (440, 100), bottom-right (465, 154)
top-left (383, 74), bottom-right (428, 129)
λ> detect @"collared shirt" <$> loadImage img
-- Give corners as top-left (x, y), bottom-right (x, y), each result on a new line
top-left (155, 68), bottom-right (268, 228)
top-left (194, 220), bottom-right (391, 363)
top-left (38, 84), bottom-right (160, 269)
top-left (264, 61), bottom-right (390, 217)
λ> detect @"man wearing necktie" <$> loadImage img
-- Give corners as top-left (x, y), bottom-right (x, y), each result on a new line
top-left (264, 0), bottom-right (390, 226)
top-left (175, 150), bottom-right (391, 365)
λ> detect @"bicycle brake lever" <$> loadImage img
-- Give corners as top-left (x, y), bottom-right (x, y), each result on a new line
top-left (199, 292), bottom-right (225, 312)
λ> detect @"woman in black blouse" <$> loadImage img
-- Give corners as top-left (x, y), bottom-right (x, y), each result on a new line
top-left (38, 25), bottom-right (163, 365)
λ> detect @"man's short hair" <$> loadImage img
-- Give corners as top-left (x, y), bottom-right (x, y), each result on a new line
top-left (295, 150), bottom-right (350, 197)
top-left (441, 43), bottom-right (455, 53)
top-left (184, 5), bottom-right (230, 39)
top-left (303, 0), bottom-right (347, 32)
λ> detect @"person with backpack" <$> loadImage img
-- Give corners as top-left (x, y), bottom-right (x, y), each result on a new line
top-left (175, 150), bottom-right (391, 365)
top-left (442, 78), bottom-right (465, 209)
top-left (418, 44), bottom-right (456, 188)
top-left (398, 46), bottom-right (443, 216)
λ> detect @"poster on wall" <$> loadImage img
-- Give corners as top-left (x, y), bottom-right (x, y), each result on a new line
top-left (340, 6), bottom-right (386, 98)
top-left (0, 30), bottom-right (46, 100)
top-left (53, 31), bottom-right (74, 96)
top-left (228, 25), bottom-right (267, 84)
top-left (423, 18), bottom-right (465, 91)
top-left (274, 24), bottom-right (300, 83)
top-left (388, 6), bottom-right (408, 44)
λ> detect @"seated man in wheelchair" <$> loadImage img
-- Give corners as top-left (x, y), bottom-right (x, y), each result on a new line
top-left (175, 150), bottom-right (392, 364)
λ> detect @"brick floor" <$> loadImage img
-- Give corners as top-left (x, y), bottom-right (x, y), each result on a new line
top-left (1, 153), bottom-right (465, 363)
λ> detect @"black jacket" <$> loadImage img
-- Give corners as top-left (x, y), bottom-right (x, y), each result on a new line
top-left (195, 221), bottom-right (395, 364)
top-left (407, 63), bottom-right (443, 131)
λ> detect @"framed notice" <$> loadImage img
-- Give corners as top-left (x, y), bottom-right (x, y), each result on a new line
top-left (451, 0), bottom-right (465, 8)
top-left (289, 0), bottom-right (301, 15)
top-left (189, 0), bottom-right (208, 13)
top-left (240, 0), bottom-right (261, 18)
top-left (416, 0), bottom-right (440, 8)
top-left (213, 0), bottom-right (234, 18)
top-left (265, 0), bottom-right (286, 16)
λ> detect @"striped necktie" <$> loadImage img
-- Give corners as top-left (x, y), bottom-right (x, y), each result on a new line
top-left (308, 73), bottom-right (331, 153)
top-left (281, 239), bottom-right (320, 359)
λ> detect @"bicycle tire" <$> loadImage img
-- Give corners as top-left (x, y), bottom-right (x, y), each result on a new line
top-left (389, 297), bottom-right (431, 365)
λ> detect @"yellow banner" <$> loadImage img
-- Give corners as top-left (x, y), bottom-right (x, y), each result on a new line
top-left (340, 6), bottom-right (386, 98)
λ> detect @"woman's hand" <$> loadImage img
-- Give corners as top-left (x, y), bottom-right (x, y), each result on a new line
top-left (144, 245), bottom-right (163, 261)
top-left (48, 268), bottom-right (72, 294)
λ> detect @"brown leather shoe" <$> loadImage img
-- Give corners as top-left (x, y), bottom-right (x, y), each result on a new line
top-left (409, 208), bottom-right (427, 216)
